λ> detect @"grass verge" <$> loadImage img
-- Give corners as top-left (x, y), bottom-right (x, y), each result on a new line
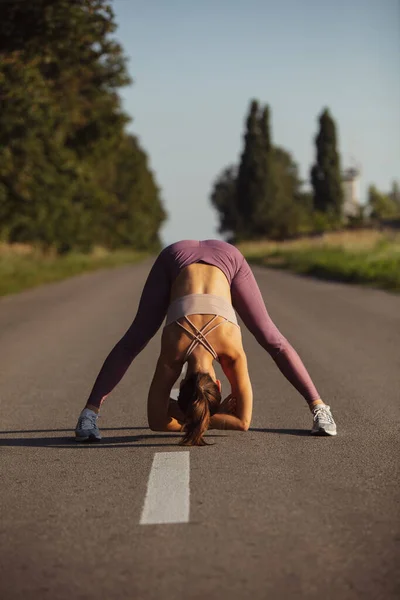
top-left (239, 230), bottom-right (400, 293)
top-left (0, 244), bottom-right (147, 297)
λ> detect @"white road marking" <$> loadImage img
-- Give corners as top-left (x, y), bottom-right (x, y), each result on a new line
top-left (170, 388), bottom-right (179, 400)
top-left (140, 452), bottom-right (190, 525)
top-left (170, 363), bottom-right (187, 399)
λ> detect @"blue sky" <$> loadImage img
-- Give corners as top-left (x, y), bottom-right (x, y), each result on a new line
top-left (112, 0), bottom-right (400, 245)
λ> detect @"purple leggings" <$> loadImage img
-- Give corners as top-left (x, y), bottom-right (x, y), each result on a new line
top-left (86, 240), bottom-right (320, 407)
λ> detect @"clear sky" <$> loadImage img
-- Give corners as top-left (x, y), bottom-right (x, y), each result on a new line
top-left (112, 0), bottom-right (400, 246)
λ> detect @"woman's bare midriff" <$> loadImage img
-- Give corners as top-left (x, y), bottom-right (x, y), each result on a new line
top-left (170, 263), bottom-right (232, 303)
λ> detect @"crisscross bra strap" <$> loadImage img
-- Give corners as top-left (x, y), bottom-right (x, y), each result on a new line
top-left (175, 315), bottom-right (228, 362)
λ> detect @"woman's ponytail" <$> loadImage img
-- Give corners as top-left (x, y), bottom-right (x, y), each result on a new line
top-left (178, 372), bottom-right (221, 446)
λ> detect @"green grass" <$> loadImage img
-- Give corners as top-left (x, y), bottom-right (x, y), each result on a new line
top-left (3, 231), bottom-right (399, 298)
top-left (0, 246), bottom-right (147, 297)
top-left (239, 230), bottom-right (400, 292)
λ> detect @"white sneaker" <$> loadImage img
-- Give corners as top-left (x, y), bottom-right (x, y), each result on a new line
top-left (311, 404), bottom-right (337, 436)
top-left (75, 408), bottom-right (102, 442)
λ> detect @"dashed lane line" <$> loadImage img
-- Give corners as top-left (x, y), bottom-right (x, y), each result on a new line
top-left (140, 451), bottom-right (190, 525)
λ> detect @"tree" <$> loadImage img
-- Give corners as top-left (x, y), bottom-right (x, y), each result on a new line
top-left (253, 105), bottom-right (279, 235)
top-left (235, 100), bottom-right (283, 239)
top-left (210, 101), bottom-right (316, 241)
top-left (368, 185), bottom-right (399, 220)
top-left (0, 0), bottom-right (165, 252)
top-left (235, 100), bottom-right (266, 238)
top-left (310, 108), bottom-right (343, 220)
top-left (106, 135), bottom-right (166, 251)
top-left (210, 165), bottom-right (238, 236)
top-left (389, 180), bottom-right (400, 213)
top-left (265, 147), bottom-right (306, 239)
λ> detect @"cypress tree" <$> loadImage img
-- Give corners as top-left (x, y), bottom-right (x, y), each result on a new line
top-left (213, 101), bottom-right (307, 241)
top-left (210, 165), bottom-right (238, 236)
top-left (235, 99), bottom-right (265, 239)
top-left (310, 108), bottom-right (343, 219)
top-left (390, 181), bottom-right (400, 214)
top-left (259, 105), bottom-right (272, 154)
top-left (254, 105), bottom-right (279, 236)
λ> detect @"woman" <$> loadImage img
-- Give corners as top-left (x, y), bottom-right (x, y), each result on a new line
top-left (75, 239), bottom-right (337, 445)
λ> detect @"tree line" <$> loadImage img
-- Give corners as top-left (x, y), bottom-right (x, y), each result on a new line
top-left (368, 182), bottom-right (400, 222)
top-left (0, 0), bottom-right (166, 254)
top-left (210, 99), bottom-right (400, 241)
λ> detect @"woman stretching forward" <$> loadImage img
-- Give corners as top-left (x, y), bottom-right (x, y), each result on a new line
top-left (75, 240), bottom-right (337, 445)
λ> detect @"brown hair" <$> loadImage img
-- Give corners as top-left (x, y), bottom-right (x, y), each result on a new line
top-left (177, 372), bottom-right (221, 446)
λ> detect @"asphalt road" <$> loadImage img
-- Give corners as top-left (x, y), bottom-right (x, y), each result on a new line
top-left (1, 259), bottom-right (399, 600)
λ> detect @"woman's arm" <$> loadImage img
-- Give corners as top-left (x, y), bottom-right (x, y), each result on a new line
top-left (147, 355), bottom-right (184, 432)
top-left (209, 413), bottom-right (249, 431)
top-left (210, 352), bottom-right (253, 431)
top-left (168, 398), bottom-right (186, 423)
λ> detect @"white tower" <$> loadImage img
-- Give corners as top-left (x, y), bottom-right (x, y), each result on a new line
top-left (342, 163), bottom-right (361, 218)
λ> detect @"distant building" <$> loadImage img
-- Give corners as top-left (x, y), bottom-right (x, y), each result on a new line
top-left (342, 167), bottom-right (361, 218)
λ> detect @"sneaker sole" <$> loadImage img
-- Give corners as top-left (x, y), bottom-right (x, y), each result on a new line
top-left (75, 435), bottom-right (102, 443)
top-left (311, 428), bottom-right (337, 436)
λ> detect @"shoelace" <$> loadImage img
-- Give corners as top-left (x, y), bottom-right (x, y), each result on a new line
top-left (313, 406), bottom-right (334, 424)
top-left (77, 413), bottom-right (98, 429)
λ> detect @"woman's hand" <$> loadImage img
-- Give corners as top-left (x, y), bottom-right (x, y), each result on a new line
top-left (218, 394), bottom-right (237, 415)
